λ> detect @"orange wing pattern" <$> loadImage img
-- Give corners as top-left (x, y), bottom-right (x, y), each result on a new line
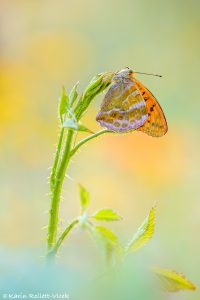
top-left (135, 79), bottom-right (168, 137)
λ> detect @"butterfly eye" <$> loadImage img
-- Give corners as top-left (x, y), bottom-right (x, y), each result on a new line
top-left (127, 69), bottom-right (134, 77)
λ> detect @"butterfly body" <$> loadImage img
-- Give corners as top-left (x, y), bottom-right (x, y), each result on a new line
top-left (96, 68), bottom-right (168, 137)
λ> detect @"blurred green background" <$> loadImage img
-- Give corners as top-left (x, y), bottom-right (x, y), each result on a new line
top-left (0, 0), bottom-right (200, 299)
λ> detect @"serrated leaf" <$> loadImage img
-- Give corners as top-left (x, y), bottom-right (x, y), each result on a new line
top-left (59, 86), bottom-right (69, 123)
top-left (69, 82), bottom-right (79, 106)
top-left (126, 206), bottom-right (155, 253)
top-left (79, 184), bottom-right (89, 213)
top-left (92, 208), bottom-right (122, 221)
top-left (95, 226), bottom-right (118, 245)
top-left (152, 267), bottom-right (196, 292)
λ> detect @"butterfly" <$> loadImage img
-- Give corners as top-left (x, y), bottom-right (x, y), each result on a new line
top-left (96, 67), bottom-right (168, 137)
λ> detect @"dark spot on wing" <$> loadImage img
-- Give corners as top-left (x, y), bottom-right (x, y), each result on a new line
top-left (111, 112), bottom-right (117, 117)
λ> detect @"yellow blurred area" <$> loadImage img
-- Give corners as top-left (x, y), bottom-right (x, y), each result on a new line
top-left (0, 0), bottom-right (200, 298)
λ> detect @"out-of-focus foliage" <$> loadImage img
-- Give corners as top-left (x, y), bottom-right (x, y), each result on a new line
top-left (153, 267), bottom-right (196, 292)
top-left (92, 208), bottom-right (122, 221)
top-left (79, 184), bottom-right (90, 214)
top-left (95, 225), bottom-right (118, 245)
top-left (126, 207), bottom-right (155, 253)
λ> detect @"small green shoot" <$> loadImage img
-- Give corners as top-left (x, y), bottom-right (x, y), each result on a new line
top-left (59, 86), bottom-right (70, 124)
top-left (69, 81), bottom-right (79, 106)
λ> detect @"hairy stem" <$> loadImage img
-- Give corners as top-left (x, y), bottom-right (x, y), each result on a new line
top-left (47, 129), bottom-right (74, 250)
top-left (47, 71), bottom-right (114, 259)
top-left (47, 129), bottom-right (110, 258)
top-left (50, 127), bottom-right (65, 191)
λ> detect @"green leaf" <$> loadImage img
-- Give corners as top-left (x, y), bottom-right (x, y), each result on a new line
top-left (59, 86), bottom-right (69, 123)
top-left (126, 206), bottom-right (155, 253)
top-left (152, 267), bottom-right (196, 292)
top-left (69, 82), bottom-right (79, 106)
top-left (95, 226), bottom-right (118, 245)
top-left (79, 184), bottom-right (89, 213)
top-left (92, 208), bottom-right (122, 221)
top-left (77, 123), bottom-right (93, 133)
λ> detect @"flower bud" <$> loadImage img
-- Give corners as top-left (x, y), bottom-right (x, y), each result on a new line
top-left (74, 71), bottom-right (114, 120)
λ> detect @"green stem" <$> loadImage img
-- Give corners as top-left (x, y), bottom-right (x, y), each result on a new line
top-left (47, 219), bottom-right (79, 259)
top-left (47, 129), bottom-right (111, 255)
top-left (47, 129), bottom-right (74, 250)
top-left (70, 129), bottom-right (111, 158)
top-left (50, 127), bottom-right (65, 191)
top-left (46, 72), bottom-right (114, 260)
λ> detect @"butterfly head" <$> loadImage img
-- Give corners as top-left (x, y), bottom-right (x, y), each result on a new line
top-left (113, 67), bottom-right (135, 83)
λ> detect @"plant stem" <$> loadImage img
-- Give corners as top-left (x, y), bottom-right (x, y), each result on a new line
top-left (47, 129), bottom-right (111, 255)
top-left (47, 129), bottom-right (74, 250)
top-left (46, 72), bottom-right (114, 260)
top-left (50, 127), bottom-right (65, 191)
top-left (47, 219), bottom-right (79, 259)
top-left (70, 129), bottom-right (111, 158)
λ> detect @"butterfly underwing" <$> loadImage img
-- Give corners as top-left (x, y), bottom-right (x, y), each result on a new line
top-left (96, 68), bottom-right (167, 137)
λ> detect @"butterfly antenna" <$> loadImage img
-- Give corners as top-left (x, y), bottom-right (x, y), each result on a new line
top-left (134, 71), bottom-right (162, 78)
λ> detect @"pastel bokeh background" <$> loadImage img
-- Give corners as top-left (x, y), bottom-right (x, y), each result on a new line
top-left (0, 0), bottom-right (200, 299)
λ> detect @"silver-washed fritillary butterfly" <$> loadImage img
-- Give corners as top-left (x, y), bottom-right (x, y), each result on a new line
top-left (96, 67), bottom-right (168, 137)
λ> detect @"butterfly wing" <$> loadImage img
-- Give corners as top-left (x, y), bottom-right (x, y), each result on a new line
top-left (96, 80), bottom-right (148, 132)
top-left (135, 79), bottom-right (168, 137)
